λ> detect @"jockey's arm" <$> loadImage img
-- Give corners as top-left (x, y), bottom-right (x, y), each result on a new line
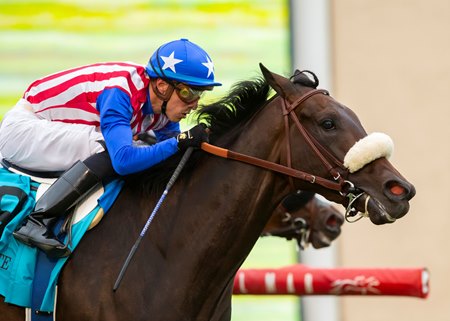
top-left (97, 88), bottom-right (179, 176)
top-left (153, 121), bottom-right (180, 142)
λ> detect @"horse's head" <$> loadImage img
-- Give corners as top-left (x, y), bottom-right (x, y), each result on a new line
top-left (262, 191), bottom-right (344, 249)
top-left (306, 195), bottom-right (344, 248)
top-left (260, 64), bottom-right (416, 225)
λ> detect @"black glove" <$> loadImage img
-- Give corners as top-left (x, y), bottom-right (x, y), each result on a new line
top-left (176, 124), bottom-right (209, 151)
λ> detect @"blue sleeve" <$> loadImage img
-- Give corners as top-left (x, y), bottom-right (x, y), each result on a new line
top-left (97, 88), bottom-right (179, 175)
top-left (154, 121), bottom-right (180, 142)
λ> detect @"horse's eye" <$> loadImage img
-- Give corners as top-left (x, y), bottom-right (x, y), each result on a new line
top-left (321, 119), bottom-right (335, 130)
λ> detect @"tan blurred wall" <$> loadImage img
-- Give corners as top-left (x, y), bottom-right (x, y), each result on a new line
top-left (331, 1), bottom-right (450, 320)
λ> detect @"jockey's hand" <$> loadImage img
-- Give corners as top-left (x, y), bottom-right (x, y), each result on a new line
top-left (177, 124), bottom-right (209, 151)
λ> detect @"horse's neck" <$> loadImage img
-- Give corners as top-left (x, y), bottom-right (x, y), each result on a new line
top-left (60, 100), bottom-right (292, 321)
top-left (145, 101), bottom-right (290, 316)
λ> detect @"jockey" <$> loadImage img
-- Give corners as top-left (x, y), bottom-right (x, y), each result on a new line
top-left (0, 38), bottom-right (221, 258)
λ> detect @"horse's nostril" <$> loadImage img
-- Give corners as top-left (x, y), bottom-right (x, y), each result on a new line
top-left (386, 180), bottom-right (409, 199)
top-left (390, 184), bottom-right (405, 196)
top-left (326, 215), bottom-right (338, 227)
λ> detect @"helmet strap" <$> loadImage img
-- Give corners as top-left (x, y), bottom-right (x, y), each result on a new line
top-left (161, 101), bottom-right (168, 116)
top-left (150, 79), bottom-right (174, 100)
top-left (150, 79), bottom-right (175, 116)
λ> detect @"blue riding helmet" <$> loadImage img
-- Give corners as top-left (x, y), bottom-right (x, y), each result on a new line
top-left (146, 38), bottom-right (222, 87)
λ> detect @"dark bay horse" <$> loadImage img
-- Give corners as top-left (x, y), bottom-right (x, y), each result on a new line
top-left (261, 191), bottom-right (344, 249)
top-left (0, 64), bottom-right (415, 321)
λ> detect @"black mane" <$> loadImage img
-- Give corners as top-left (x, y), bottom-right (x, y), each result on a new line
top-left (125, 70), bottom-right (320, 197)
top-left (195, 77), bottom-right (271, 144)
top-left (125, 77), bottom-right (272, 196)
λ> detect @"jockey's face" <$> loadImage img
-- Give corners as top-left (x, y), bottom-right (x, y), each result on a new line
top-left (151, 79), bottom-right (200, 122)
top-left (165, 87), bottom-right (200, 122)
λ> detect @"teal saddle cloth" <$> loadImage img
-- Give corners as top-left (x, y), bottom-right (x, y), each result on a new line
top-left (0, 167), bottom-right (123, 311)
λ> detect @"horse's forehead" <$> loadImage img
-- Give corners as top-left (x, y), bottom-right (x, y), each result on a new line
top-left (303, 95), bottom-right (362, 128)
top-left (297, 93), bottom-right (345, 117)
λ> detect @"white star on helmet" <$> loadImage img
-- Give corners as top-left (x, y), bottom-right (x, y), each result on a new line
top-left (202, 57), bottom-right (215, 78)
top-left (161, 51), bottom-right (183, 73)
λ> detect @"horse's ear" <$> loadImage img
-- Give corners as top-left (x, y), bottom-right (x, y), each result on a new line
top-left (259, 63), bottom-right (297, 102)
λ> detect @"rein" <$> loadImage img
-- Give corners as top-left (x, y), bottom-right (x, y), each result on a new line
top-left (201, 142), bottom-right (342, 191)
top-left (201, 89), bottom-right (346, 192)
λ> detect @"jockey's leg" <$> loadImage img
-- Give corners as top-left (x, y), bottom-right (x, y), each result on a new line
top-left (13, 152), bottom-right (116, 258)
top-left (0, 100), bottom-right (104, 171)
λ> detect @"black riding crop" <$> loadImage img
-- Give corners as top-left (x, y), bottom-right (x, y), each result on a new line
top-left (113, 147), bottom-right (194, 291)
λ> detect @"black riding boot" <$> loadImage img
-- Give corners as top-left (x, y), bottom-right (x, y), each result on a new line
top-left (13, 161), bottom-right (100, 258)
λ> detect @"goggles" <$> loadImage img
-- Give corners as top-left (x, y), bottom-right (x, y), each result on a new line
top-left (174, 83), bottom-right (210, 104)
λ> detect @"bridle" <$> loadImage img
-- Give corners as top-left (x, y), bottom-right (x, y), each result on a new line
top-left (261, 190), bottom-right (315, 248)
top-left (261, 211), bottom-right (310, 249)
top-left (281, 89), bottom-right (370, 222)
top-left (282, 89), bottom-right (345, 188)
top-left (201, 88), bottom-right (370, 221)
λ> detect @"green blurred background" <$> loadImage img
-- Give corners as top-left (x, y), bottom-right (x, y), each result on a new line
top-left (0, 0), bottom-right (291, 117)
top-left (0, 1), bottom-right (299, 320)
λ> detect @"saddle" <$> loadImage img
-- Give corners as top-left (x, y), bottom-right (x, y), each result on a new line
top-left (0, 158), bottom-right (123, 317)
top-left (0, 158), bottom-right (105, 232)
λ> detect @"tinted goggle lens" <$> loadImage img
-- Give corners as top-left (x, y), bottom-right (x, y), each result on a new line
top-left (175, 84), bottom-right (205, 103)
